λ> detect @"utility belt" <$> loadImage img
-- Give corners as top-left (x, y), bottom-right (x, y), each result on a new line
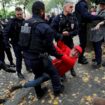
top-left (39, 52), bottom-right (48, 58)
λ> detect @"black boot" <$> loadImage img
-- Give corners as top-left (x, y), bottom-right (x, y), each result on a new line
top-left (78, 56), bottom-right (88, 64)
top-left (92, 62), bottom-right (101, 69)
top-left (26, 68), bottom-right (32, 73)
top-left (54, 85), bottom-right (64, 96)
top-left (9, 62), bottom-right (16, 67)
top-left (36, 87), bottom-right (48, 99)
top-left (92, 58), bottom-right (96, 62)
top-left (1, 63), bottom-right (16, 73)
top-left (17, 72), bottom-right (24, 79)
top-left (60, 75), bottom-right (66, 82)
top-left (70, 68), bottom-right (76, 77)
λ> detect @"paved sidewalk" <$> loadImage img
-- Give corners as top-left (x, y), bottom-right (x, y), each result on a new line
top-left (1, 51), bottom-right (105, 105)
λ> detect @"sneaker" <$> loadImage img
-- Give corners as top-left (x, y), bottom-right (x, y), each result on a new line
top-left (37, 87), bottom-right (48, 99)
top-left (78, 56), bottom-right (88, 64)
top-left (54, 85), bottom-right (64, 96)
top-left (17, 73), bottom-right (24, 79)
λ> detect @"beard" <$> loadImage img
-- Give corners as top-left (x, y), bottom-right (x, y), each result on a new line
top-left (41, 13), bottom-right (45, 20)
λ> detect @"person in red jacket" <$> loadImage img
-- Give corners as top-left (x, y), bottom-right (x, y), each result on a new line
top-left (53, 40), bottom-right (82, 76)
top-left (10, 41), bottom-right (82, 93)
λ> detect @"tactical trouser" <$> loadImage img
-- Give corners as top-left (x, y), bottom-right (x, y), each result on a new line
top-left (78, 24), bottom-right (87, 59)
top-left (0, 44), bottom-right (5, 63)
top-left (12, 44), bottom-right (22, 73)
top-left (5, 47), bottom-right (13, 64)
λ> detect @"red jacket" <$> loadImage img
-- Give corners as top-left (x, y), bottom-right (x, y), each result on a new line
top-left (52, 41), bottom-right (82, 76)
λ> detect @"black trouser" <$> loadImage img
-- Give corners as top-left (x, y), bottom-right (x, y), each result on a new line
top-left (92, 40), bottom-right (103, 64)
top-left (24, 56), bottom-right (61, 95)
top-left (0, 44), bottom-right (5, 63)
top-left (12, 44), bottom-right (22, 73)
top-left (4, 47), bottom-right (13, 64)
top-left (79, 24), bottom-right (87, 59)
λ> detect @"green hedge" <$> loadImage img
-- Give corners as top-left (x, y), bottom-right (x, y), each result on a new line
top-left (0, 9), bottom-right (15, 19)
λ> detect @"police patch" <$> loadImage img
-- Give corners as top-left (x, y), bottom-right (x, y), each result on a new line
top-left (21, 23), bottom-right (31, 34)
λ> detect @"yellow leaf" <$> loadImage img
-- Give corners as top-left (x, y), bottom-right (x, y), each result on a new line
top-left (41, 100), bottom-right (45, 104)
top-left (53, 98), bottom-right (59, 105)
top-left (93, 93), bottom-right (97, 97)
top-left (84, 96), bottom-right (93, 103)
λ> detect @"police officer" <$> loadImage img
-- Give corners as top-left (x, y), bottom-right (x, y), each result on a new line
top-left (48, 12), bottom-right (55, 24)
top-left (19, 1), bottom-right (64, 98)
top-left (0, 20), bottom-right (15, 67)
top-left (51, 1), bottom-right (78, 77)
top-left (75, 0), bottom-right (104, 64)
top-left (0, 20), bottom-right (5, 63)
top-left (3, 7), bottom-right (24, 78)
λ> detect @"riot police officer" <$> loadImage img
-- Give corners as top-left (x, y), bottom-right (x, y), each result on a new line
top-left (19, 1), bottom-right (64, 98)
top-left (75, 0), bottom-right (104, 64)
top-left (51, 1), bottom-right (78, 77)
top-left (3, 7), bottom-right (24, 78)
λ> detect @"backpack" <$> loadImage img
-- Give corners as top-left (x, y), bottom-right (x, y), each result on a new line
top-left (18, 18), bottom-right (44, 49)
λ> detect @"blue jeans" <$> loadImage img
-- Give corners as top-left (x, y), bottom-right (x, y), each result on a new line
top-left (23, 74), bottom-right (49, 88)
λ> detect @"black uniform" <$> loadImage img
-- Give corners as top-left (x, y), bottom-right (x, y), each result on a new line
top-left (51, 13), bottom-right (78, 76)
top-left (3, 17), bottom-right (24, 75)
top-left (51, 13), bottom-right (78, 48)
top-left (19, 15), bottom-right (63, 97)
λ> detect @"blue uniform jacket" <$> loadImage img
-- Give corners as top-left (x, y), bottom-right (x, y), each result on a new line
top-left (22, 15), bottom-right (62, 60)
top-left (75, 0), bottom-right (104, 24)
top-left (3, 17), bottom-right (24, 48)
